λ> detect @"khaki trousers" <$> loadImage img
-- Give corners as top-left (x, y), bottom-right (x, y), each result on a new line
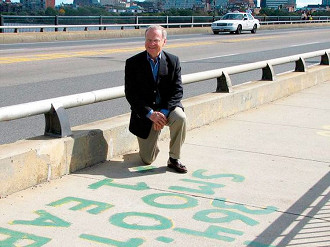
top-left (137, 107), bottom-right (186, 165)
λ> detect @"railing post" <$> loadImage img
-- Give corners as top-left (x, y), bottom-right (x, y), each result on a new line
top-left (44, 102), bottom-right (72, 138)
top-left (0, 15), bottom-right (4, 33)
top-left (321, 51), bottom-right (330, 65)
top-left (216, 71), bottom-right (233, 93)
top-left (135, 16), bottom-right (139, 29)
top-left (166, 16), bottom-right (169, 28)
top-left (262, 63), bottom-right (276, 81)
top-left (55, 15), bottom-right (58, 32)
top-left (295, 57), bottom-right (306, 72)
top-left (99, 15), bottom-right (103, 31)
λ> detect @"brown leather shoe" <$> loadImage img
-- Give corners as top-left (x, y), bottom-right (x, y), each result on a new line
top-left (167, 159), bottom-right (187, 173)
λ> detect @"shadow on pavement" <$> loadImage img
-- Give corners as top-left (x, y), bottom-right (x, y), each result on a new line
top-left (247, 172), bottom-right (330, 247)
top-left (75, 152), bottom-right (170, 179)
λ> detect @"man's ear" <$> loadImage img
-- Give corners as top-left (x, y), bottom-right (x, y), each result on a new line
top-left (163, 39), bottom-right (167, 46)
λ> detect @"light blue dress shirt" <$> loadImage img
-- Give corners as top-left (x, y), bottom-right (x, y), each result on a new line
top-left (146, 53), bottom-right (169, 119)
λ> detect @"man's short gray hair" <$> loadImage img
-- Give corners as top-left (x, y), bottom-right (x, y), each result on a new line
top-left (145, 25), bottom-right (167, 40)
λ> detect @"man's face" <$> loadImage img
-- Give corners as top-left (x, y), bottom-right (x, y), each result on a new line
top-left (145, 28), bottom-right (166, 59)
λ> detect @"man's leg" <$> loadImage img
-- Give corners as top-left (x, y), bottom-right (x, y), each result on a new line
top-left (167, 107), bottom-right (186, 160)
top-left (137, 127), bottom-right (160, 165)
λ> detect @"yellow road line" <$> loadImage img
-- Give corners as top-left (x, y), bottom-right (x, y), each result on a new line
top-left (0, 35), bottom-right (277, 64)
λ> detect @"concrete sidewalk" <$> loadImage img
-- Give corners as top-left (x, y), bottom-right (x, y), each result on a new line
top-left (0, 81), bottom-right (329, 247)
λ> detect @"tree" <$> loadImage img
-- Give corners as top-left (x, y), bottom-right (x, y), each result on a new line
top-left (45, 7), bottom-right (58, 16)
top-left (58, 8), bottom-right (65, 16)
top-left (312, 10), bottom-right (330, 16)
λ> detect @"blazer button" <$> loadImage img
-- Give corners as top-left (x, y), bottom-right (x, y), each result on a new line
top-left (154, 90), bottom-right (156, 93)
top-left (153, 102), bottom-right (156, 104)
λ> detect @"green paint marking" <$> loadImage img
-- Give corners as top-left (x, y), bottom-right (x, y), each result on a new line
top-left (169, 179), bottom-right (224, 195)
top-left (142, 192), bottom-right (198, 209)
top-left (194, 209), bottom-right (258, 226)
top-left (244, 240), bottom-right (277, 247)
top-left (0, 227), bottom-right (51, 247)
top-left (174, 225), bottom-right (243, 242)
top-left (156, 236), bottom-right (174, 243)
top-left (89, 178), bottom-right (150, 191)
top-left (132, 165), bottom-right (157, 173)
top-left (193, 169), bottom-right (245, 182)
top-left (110, 212), bottom-right (173, 230)
top-left (212, 198), bottom-right (278, 215)
top-left (80, 234), bottom-right (145, 247)
top-left (48, 196), bottom-right (113, 215)
top-left (11, 210), bottom-right (70, 227)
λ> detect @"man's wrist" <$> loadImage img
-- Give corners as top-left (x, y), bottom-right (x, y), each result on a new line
top-left (146, 109), bottom-right (154, 119)
top-left (160, 109), bottom-right (169, 117)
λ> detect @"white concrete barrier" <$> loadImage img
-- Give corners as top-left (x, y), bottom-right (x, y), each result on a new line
top-left (0, 65), bottom-right (329, 197)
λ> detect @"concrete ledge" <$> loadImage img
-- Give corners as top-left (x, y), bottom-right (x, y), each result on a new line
top-left (1, 23), bottom-right (330, 44)
top-left (0, 65), bottom-right (329, 196)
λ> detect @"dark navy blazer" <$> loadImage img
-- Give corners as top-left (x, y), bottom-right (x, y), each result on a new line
top-left (125, 50), bottom-right (183, 139)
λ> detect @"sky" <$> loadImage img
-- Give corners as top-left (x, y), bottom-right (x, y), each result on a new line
top-left (10, 0), bottom-right (323, 9)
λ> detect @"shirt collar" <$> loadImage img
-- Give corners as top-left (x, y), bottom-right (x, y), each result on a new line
top-left (147, 52), bottom-right (161, 63)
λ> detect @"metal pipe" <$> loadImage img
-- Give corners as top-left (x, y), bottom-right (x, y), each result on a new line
top-left (0, 19), bottom-right (329, 32)
top-left (0, 86), bottom-right (124, 122)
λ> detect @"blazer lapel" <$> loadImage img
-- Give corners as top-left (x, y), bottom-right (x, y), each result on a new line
top-left (158, 51), bottom-right (168, 84)
top-left (142, 52), bottom-right (155, 86)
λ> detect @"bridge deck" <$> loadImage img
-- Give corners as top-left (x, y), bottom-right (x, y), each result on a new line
top-left (0, 81), bottom-right (329, 246)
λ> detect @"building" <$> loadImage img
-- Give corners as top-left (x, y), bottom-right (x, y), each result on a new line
top-left (260, 0), bottom-right (296, 9)
top-left (20, 0), bottom-right (45, 10)
top-left (228, 0), bottom-right (255, 9)
top-left (73, 0), bottom-right (99, 6)
top-left (322, 0), bottom-right (329, 6)
top-left (45, 0), bottom-right (55, 8)
top-left (304, 4), bottom-right (330, 11)
top-left (0, 1), bottom-right (23, 13)
top-left (163, 0), bottom-right (205, 10)
top-left (136, 1), bottom-right (156, 12)
top-left (127, 4), bottom-right (143, 12)
top-left (216, 0), bottom-right (229, 9)
top-left (100, 0), bottom-right (124, 5)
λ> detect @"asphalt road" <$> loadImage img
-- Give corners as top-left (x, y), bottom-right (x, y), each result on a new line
top-left (1, 26), bottom-right (330, 144)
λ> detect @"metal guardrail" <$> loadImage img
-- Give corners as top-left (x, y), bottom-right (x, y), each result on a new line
top-left (0, 22), bottom-right (213, 33)
top-left (262, 20), bottom-right (330, 25)
top-left (1, 15), bottom-right (329, 24)
top-left (0, 15), bottom-right (329, 33)
top-left (0, 50), bottom-right (329, 138)
top-left (1, 20), bottom-right (330, 33)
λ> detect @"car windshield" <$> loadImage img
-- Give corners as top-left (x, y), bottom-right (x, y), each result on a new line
top-left (221, 14), bottom-right (244, 20)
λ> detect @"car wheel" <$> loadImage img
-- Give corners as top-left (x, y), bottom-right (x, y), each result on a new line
top-left (251, 24), bottom-right (257, 34)
top-left (213, 31), bottom-right (219, 34)
top-left (235, 25), bottom-right (242, 34)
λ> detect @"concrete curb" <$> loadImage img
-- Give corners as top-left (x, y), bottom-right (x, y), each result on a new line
top-left (0, 65), bottom-right (329, 197)
top-left (1, 23), bottom-right (330, 44)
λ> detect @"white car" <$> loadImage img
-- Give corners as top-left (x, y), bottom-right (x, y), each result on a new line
top-left (211, 12), bottom-right (260, 34)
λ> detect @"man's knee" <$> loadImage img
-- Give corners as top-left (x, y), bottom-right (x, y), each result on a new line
top-left (140, 154), bottom-right (154, 165)
top-left (170, 108), bottom-right (186, 125)
top-left (139, 147), bottom-right (159, 165)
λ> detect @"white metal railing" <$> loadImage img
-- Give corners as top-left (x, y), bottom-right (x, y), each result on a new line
top-left (0, 22), bottom-right (212, 33)
top-left (0, 19), bottom-right (329, 33)
top-left (0, 49), bottom-right (329, 137)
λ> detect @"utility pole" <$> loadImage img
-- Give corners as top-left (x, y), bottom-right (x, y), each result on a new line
top-left (213, 0), bottom-right (216, 17)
